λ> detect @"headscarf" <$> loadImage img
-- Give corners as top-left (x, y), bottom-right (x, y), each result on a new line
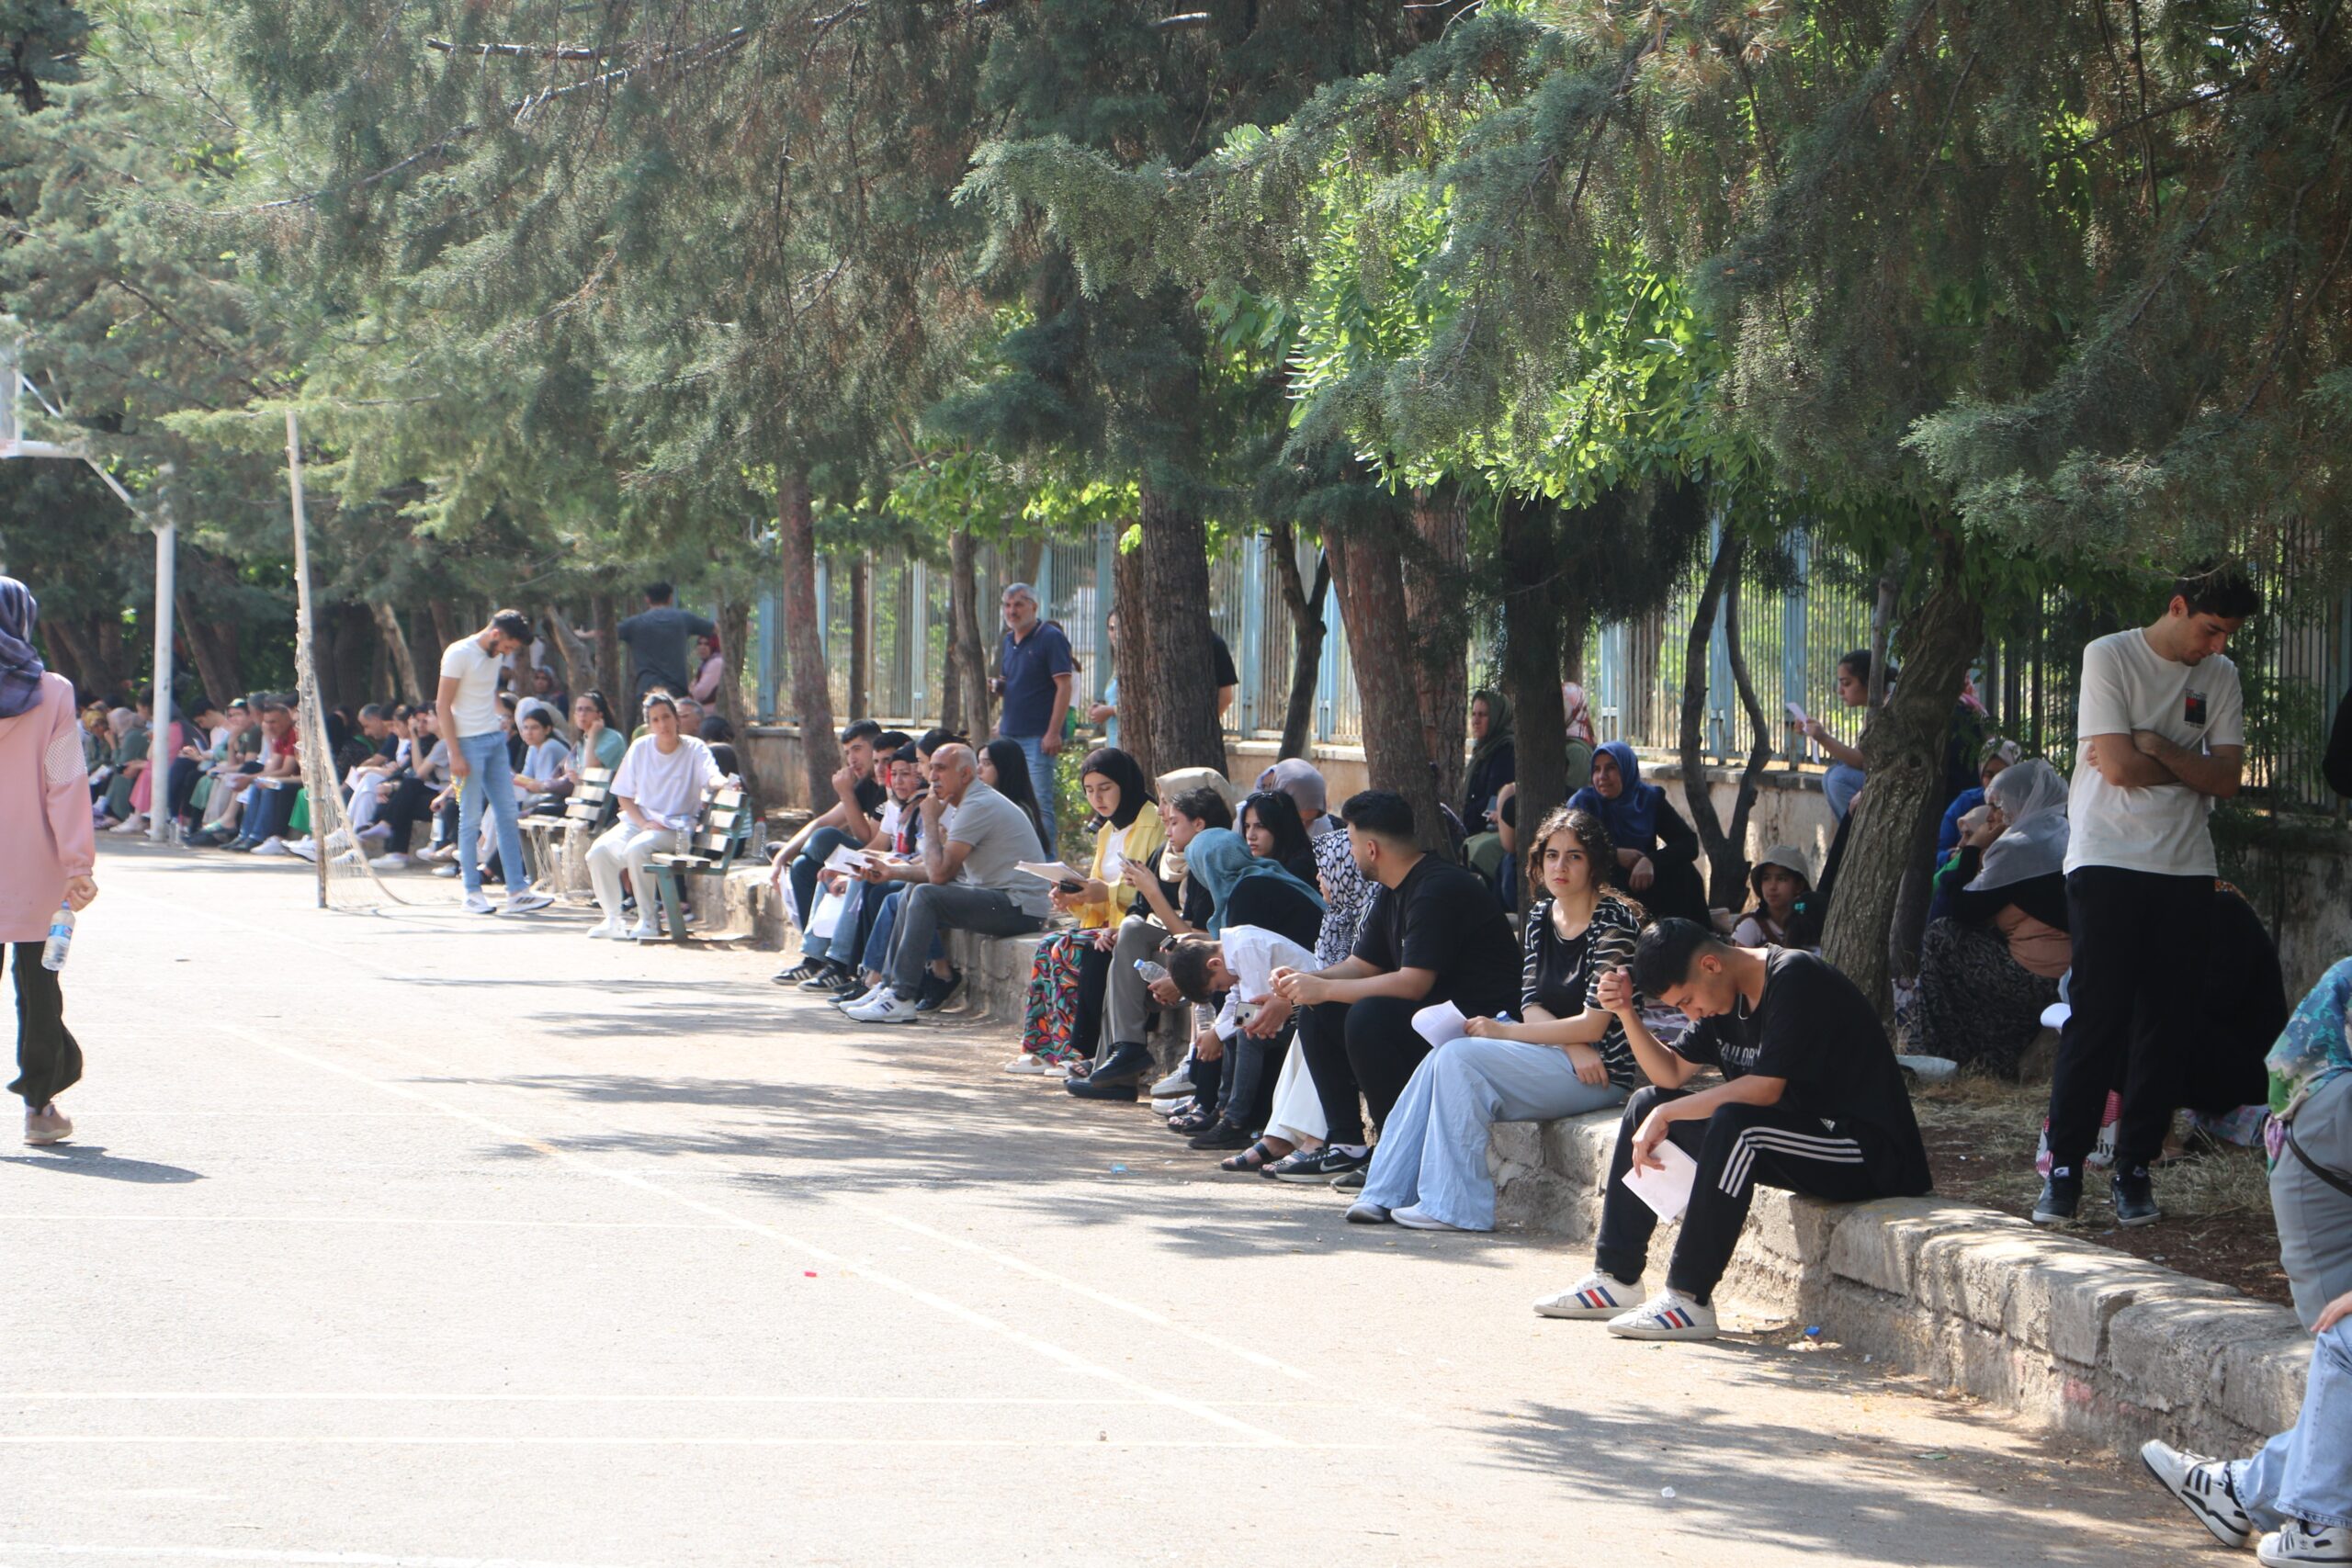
top-left (1254, 758), bottom-right (1329, 819)
top-left (1079, 745), bottom-right (1152, 829)
top-left (517, 697), bottom-right (562, 735)
top-left (1567, 739), bottom-right (1663, 851)
top-left (1980, 735), bottom-right (2022, 772)
top-left (1155, 764), bottom-right (1245, 810)
top-left (0, 577), bottom-right (46, 719)
top-left (1562, 682), bottom-right (1595, 745)
top-left (1468, 687), bottom-right (1515, 774)
top-left (1184, 827), bottom-right (1324, 937)
top-left (1967, 758), bottom-right (2069, 893)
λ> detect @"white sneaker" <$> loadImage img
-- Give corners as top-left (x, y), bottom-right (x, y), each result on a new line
top-left (462, 891), bottom-right (495, 914)
top-left (1606, 1289), bottom-right (1718, 1341)
top-left (834, 984), bottom-right (888, 1011)
top-left (357, 822), bottom-right (392, 842)
top-left (843, 991), bottom-right (922, 1024)
top-left (584, 918), bottom-right (619, 939)
top-left (500, 891), bottom-right (555, 915)
top-left (286, 839), bottom-right (320, 863)
top-left (627, 922), bottom-right (660, 942)
top-left (331, 848), bottom-right (366, 866)
top-left (1151, 1096), bottom-right (1193, 1116)
top-left (2141, 1441), bottom-right (2254, 1550)
top-left (1004, 1055), bottom-right (1054, 1075)
top-left (108, 813), bottom-right (148, 835)
top-left (1391, 1204), bottom-right (1468, 1232)
top-left (369, 853), bottom-right (412, 871)
top-left (251, 836), bottom-right (291, 857)
top-left (2259, 1521), bottom-right (2352, 1566)
top-left (24, 1100), bottom-right (72, 1145)
top-left (1150, 1068), bottom-right (1195, 1098)
top-left (1532, 1269), bottom-right (1651, 1320)
top-left (433, 863), bottom-right (459, 878)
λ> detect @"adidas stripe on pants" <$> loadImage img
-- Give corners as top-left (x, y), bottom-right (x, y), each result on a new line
top-left (1594, 1086), bottom-right (1907, 1304)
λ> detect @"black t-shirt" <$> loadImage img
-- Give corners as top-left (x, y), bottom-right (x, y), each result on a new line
top-left (1670, 948), bottom-right (1931, 1191)
top-left (1224, 875), bottom-right (1324, 952)
top-left (854, 773), bottom-right (888, 820)
top-left (1350, 855), bottom-right (1519, 1017)
top-left (1211, 633), bottom-right (1239, 690)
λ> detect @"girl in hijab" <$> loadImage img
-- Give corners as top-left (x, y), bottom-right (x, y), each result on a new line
top-left (1239, 787), bottom-right (1317, 886)
top-left (1463, 689), bottom-right (1516, 836)
top-left (1011, 747), bottom-right (1165, 1073)
top-left (1916, 758), bottom-right (2071, 1075)
top-left (1254, 757), bottom-right (1338, 835)
top-left (0, 577), bottom-right (97, 1145)
top-left (1566, 740), bottom-right (1707, 925)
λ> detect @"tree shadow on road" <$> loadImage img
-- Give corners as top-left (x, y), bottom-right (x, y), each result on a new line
top-left (3, 1145), bottom-right (204, 1183)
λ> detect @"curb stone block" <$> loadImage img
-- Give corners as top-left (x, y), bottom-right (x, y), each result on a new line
top-left (1826, 1197), bottom-right (2018, 1298)
top-left (2214, 1330), bottom-right (2315, 1435)
top-left (2107, 1292), bottom-right (2302, 1415)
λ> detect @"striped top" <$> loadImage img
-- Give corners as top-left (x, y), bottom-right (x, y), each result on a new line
top-left (1520, 894), bottom-right (1645, 1089)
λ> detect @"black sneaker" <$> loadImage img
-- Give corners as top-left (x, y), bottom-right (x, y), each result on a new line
top-left (1263, 1145), bottom-right (1368, 1184)
top-left (915, 965), bottom-right (964, 1014)
top-left (797, 964), bottom-right (850, 992)
top-left (2032, 1167), bottom-right (2082, 1225)
top-left (775, 958), bottom-right (825, 986)
top-left (2112, 1165), bottom-right (2162, 1228)
top-left (1188, 1120), bottom-right (1251, 1151)
top-left (1330, 1166), bottom-right (1367, 1191)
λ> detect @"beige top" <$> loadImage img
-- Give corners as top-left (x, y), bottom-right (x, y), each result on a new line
top-left (1, 674), bottom-right (96, 942)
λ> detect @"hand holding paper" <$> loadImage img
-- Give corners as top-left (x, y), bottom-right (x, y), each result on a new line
top-left (1014, 860), bottom-right (1091, 886)
top-left (820, 844), bottom-right (870, 875)
top-left (1411, 1000), bottom-right (1469, 1048)
top-left (1620, 1139), bottom-right (1699, 1223)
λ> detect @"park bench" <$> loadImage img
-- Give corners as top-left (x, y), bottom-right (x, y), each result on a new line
top-left (643, 785), bottom-right (755, 945)
top-left (517, 766), bottom-right (616, 899)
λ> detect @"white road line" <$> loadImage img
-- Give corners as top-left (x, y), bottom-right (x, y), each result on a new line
top-left (204, 1023), bottom-right (1292, 1450)
top-left (6, 1393), bottom-right (1194, 1405)
top-left (0, 1436), bottom-right (1375, 1450)
top-left (0, 1215), bottom-right (740, 1230)
top-left (0, 1544), bottom-right (633, 1568)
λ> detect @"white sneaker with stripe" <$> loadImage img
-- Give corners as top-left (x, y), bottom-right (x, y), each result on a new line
top-left (2141, 1440), bottom-right (2253, 1549)
top-left (1606, 1289), bottom-right (1719, 1341)
top-left (1532, 1269), bottom-right (1649, 1321)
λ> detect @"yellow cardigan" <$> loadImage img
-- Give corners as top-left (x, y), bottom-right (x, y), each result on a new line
top-left (1072, 800), bottom-right (1166, 930)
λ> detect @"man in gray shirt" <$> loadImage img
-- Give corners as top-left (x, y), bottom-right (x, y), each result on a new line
top-left (616, 582), bottom-right (717, 704)
top-left (841, 743), bottom-right (1048, 1024)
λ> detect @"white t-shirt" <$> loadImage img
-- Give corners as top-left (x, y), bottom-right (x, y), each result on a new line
top-left (1212, 924), bottom-right (1319, 1037)
top-left (613, 734), bottom-right (720, 829)
top-left (438, 637), bottom-right (505, 739)
top-left (2064, 628), bottom-right (2244, 878)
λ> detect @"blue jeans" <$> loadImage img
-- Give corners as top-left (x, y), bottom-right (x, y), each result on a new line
top-left (2235, 1322), bottom-right (2352, 1530)
top-left (1001, 731), bottom-right (1056, 855)
top-left (1361, 1036), bottom-right (1630, 1230)
top-left (454, 730), bottom-right (526, 895)
top-left (857, 887), bottom-right (939, 977)
top-left (1824, 761), bottom-right (1867, 822)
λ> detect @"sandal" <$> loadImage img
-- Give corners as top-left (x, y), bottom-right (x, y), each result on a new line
top-left (1219, 1138), bottom-right (1282, 1172)
top-left (1168, 1109), bottom-right (1216, 1135)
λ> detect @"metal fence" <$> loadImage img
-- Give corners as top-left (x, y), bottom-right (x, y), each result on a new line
top-left (752, 523), bottom-right (2352, 818)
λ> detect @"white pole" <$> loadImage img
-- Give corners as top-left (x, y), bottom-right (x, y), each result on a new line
top-left (148, 483), bottom-right (176, 845)
top-left (286, 409), bottom-right (326, 910)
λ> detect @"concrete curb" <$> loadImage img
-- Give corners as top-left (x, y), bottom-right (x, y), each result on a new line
top-left (1490, 1111), bottom-right (2308, 1456)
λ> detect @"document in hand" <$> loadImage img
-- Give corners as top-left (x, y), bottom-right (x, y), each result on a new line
top-left (1784, 701), bottom-right (1811, 728)
top-left (820, 845), bottom-right (870, 875)
top-left (1014, 860), bottom-right (1091, 886)
top-left (1411, 999), bottom-right (1470, 1048)
top-left (1620, 1140), bottom-right (1700, 1224)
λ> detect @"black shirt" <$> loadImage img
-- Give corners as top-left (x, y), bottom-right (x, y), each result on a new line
top-left (1521, 896), bottom-right (1644, 1088)
top-left (1210, 633), bottom-right (1239, 691)
top-left (1351, 854), bottom-right (1519, 1018)
top-left (1225, 875), bottom-right (1324, 952)
top-left (1670, 948), bottom-right (1932, 1193)
top-left (853, 773), bottom-right (888, 820)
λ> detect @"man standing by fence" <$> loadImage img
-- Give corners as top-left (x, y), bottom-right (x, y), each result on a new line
top-left (438, 609), bottom-right (555, 918)
top-left (2037, 564), bottom-right (2257, 1230)
top-left (617, 582), bottom-right (718, 711)
top-left (991, 582), bottom-right (1072, 854)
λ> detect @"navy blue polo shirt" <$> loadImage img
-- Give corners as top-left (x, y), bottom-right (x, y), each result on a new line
top-left (999, 620), bottom-right (1076, 737)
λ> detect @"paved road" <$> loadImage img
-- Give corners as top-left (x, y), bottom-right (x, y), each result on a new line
top-left (1, 847), bottom-right (2214, 1567)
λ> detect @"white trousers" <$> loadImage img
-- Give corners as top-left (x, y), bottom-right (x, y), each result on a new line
top-left (1264, 1037), bottom-right (1328, 1148)
top-left (587, 823), bottom-right (684, 924)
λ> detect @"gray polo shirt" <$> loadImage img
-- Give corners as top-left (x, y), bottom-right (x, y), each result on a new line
top-left (947, 781), bottom-right (1051, 918)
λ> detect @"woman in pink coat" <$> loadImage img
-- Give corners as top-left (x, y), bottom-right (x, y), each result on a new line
top-left (0, 578), bottom-right (97, 1145)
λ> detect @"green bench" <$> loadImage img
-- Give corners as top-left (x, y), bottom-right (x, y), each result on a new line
top-left (644, 785), bottom-right (755, 945)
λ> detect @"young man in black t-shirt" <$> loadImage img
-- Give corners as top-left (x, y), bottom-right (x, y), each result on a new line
top-left (1534, 919), bottom-right (1931, 1341)
top-left (1272, 790), bottom-right (1517, 1185)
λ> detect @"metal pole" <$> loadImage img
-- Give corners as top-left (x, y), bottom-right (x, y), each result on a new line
top-left (286, 409), bottom-right (326, 910)
top-left (148, 480), bottom-right (176, 844)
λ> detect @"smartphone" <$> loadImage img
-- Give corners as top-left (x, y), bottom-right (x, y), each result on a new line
top-left (1056, 879), bottom-right (1085, 895)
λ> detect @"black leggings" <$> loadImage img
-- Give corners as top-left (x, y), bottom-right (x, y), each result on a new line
top-left (1343, 995), bottom-right (1430, 1136)
top-left (1299, 1000), bottom-right (1364, 1145)
top-left (375, 779), bottom-right (436, 852)
top-left (7, 942), bottom-right (82, 1110)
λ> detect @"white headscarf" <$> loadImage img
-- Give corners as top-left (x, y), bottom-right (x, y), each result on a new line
top-left (1967, 758), bottom-right (2069, 893)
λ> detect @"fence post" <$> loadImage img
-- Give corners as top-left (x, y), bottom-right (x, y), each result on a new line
top-left (1317, 609), bottom-right (1340, 744)
top-left (1095, 523), bottom-right (1115, 710)
top-left (1781, 532), bottom-right (1809, 762)
top-left (757, 587), bottom-right (782, 717)
top-left (908, 558), bottom-right (929, 722)
top-left (1239, 533), bottom-right (1267, 737)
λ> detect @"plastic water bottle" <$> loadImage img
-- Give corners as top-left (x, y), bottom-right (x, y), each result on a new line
top-left (1133, 959), bottom-right (1169, 984)
top-left (40, 902), bottom-right (74, 972)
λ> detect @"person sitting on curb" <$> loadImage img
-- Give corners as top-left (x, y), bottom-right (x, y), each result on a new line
top-left (2143, 953), bottom-right (2352, 1568)
top-left (840, 743), bottom-right (1050, 1024)
top-left (771, 718), bottom-right (889, 956)
top-left (1532, 918), bottom-right (1932, 1341)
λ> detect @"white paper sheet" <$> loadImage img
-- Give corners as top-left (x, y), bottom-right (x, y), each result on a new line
top-left (1411, 999), bottom-right (1470, 1048)
top-left (807, 888), bottom-right (845, 940)
top-left (1014, 860), bottom-right (1091, 885)
top-left (1621, 1140), bottom-right (1700, 1224)
top-left (820, 845), bottom-right (869, 875)
top-left (1784, 701), bottom-right (1811, 728)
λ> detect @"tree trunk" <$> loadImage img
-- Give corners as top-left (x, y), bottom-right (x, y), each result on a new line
top-left (372, 602), bottom-right (425, 705)
top-left (1675, 531), bottom-right (1778, 909)
top-left (94, 615), bottom-right (127, 697)
top-left (1111, 537), bottom-right (1155, 780)
top-left (1498, 494), bottom-right (1566, 910)
top-left (779, 466), bottom-right (842, 805)
top-left (1819, 535), bottom-right (1984, 1024)
top-left (181, 592), bottom-right (245, 708)
top-left (1267, 521), bottom-right (1328, 761)
top-left (1129, 485), bottom-right (1227, 777)
top-left (42, 617), bottom-right (97, 699)
top-left (1407, 484), bottom-right (1470, 814)
top-left (847, 557), bottom-right (871, 722)
top-left (944, 528), bottom-right (990, 739)
top-left (716, 596), bottom-right (763, 807)
top-left (425, 599), bottom-right (458, 656)
top-left (1005, 536), bottom-right (1044, 596)
top-left (1716, 568), bottom-right (1776, 904)
top-left (543, 604), bottom-right (594, 709)
top-left (1327, 528), bottom-right (1451, 855)
top-left (590, 593), bottom-right (623, 724)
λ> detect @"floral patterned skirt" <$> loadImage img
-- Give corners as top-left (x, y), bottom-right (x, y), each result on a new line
top-left (1022, 930), bottom-right (1094, 1064)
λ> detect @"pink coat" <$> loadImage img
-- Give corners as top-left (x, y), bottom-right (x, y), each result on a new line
top-left (1, 673), bottom-right (96, 942)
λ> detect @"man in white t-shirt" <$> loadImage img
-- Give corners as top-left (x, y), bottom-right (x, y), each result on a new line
top-left (2037, 564), bottom-right (2259, 1230)
top-left (437, 608), bottom-right (552, 917)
